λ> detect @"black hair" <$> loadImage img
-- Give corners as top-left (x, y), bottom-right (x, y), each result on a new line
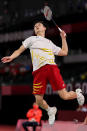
top-left (33, 20), bottom-right (48, 28)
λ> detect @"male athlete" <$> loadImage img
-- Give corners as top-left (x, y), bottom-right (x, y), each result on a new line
top-left (1, 21), bottom-right (85, 125)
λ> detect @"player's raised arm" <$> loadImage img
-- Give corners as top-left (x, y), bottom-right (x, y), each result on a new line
top-left (58, 30), bottom-right (68, 56)
top-left (1, 45), bottom-right (26, 63)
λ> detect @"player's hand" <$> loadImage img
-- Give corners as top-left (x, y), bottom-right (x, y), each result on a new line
top-left (60, 30), bottom-right (66, 39)
top-left (1, 56), bottom-right (13, 63)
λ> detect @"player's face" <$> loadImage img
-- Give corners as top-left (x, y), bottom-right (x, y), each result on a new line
top-left (34, 22), bottom-right (46, 35)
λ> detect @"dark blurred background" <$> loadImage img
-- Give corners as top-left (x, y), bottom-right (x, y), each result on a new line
top-left (0, 0), bottom-right (87, 127)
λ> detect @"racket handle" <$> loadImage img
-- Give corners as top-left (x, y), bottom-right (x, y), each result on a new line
top-left (52, 19), bottom-right (62, 32)
top-left (58, 26), bottom-right (66, 37)
top-left (56, 25), bottom-right (62, 32)
top-left (58, 27), bottom-right (62, 32)
top-left (51, 19), bottom-right (66, 36)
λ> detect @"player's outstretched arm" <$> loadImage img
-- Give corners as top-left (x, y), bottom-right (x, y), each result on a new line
top-left (1, 45), bottom-right (26, 63)
top-left (58, 31), bottom-right (68, 56)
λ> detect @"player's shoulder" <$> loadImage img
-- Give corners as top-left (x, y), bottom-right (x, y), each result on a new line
top-left (27, 36), bottom-right (40, 40)
top-left (29, 36), bottom-right (36, 38)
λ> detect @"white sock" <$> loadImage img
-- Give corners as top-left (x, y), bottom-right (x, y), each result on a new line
top-left (46, 106), bottom-right (51, 112)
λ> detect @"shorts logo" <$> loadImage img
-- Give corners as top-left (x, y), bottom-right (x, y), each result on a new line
top-left (33, 83), bottom-right (43, 94)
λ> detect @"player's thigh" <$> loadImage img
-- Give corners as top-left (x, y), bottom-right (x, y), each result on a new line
top-left (48, 65), bottom-right (66, 90)
top-left (32, 67), bottom-right (47, 94)
top-left (58, 88), bottom-right (68, 98)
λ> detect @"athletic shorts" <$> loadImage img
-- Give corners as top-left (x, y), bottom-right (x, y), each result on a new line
top-left (32, 64), bottom-right (66, 94)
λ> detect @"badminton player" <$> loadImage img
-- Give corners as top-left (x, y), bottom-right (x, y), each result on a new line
top-left (1, 21), bottom-right (85, 125)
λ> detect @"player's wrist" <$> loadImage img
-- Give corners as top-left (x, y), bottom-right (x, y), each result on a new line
top-left (61, 36), bottom-right (66, 40)
top-left (10, 56), bottom-right (14, 60)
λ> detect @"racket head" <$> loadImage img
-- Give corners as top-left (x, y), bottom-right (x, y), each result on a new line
top-left (43, 6), bottom-right (64, 34)
top-left (43, 6), bottom-right (52, 21)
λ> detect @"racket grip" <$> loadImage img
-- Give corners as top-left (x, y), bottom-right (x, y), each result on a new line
top-left (56, 25), bottom-right (66, 37)
top-left (58, 27), bottom-right (66, 37)
top-left (56, 25), bottom-right (62, 32)
top-left (58, 27), bottom-right (62, 32)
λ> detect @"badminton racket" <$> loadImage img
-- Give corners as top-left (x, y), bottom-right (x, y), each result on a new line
top-left (43, 6), bottom-right (64, 33)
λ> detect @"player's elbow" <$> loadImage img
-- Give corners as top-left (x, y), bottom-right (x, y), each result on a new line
top-left (63, 51), bottom-right (68, 56)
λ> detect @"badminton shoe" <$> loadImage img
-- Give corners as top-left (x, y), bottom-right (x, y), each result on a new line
top-left (76, 89), bottom-right (85, 106)
top-left (48, 107), bottom-right (57, 125)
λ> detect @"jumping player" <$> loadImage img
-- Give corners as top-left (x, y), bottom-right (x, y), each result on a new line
top-left (1, 21), bottom-right (85, 125)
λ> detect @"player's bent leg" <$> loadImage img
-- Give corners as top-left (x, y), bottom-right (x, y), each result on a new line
top-left (34, 94), bottom-right (49, 110)
top-left (34, 94), bottom-right (57, 125)
top-left (58, 88), bottom-right (77, 100)
top-left (58, 88), bottom-right (85, 106)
